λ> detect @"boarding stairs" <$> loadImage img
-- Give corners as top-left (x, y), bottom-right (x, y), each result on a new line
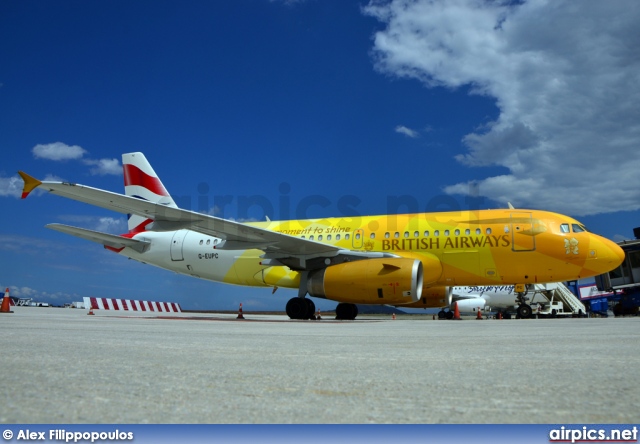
top-left (531, 282), bottom-right (586, 315)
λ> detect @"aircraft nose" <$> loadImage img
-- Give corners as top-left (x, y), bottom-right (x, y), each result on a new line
top-left (593, 236), bottom-right (625, 272)
top-left (612, 240), bottom-right (625, 266)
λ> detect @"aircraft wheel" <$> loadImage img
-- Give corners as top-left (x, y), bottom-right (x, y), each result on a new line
top-left (305, 298), bottom-right (316, 320)
top-left (517, 304), bottom-right (532, 319)
top-left (336, 303), bottom-right (358, 320)
top-left (286, 297), bottom-right (308, 320)
top-left (445, 310), bottom-right (454, 320)
top-left (438, 310), bottom-right (446, 319)
top-left (336, 303), bottom-right (347, 320)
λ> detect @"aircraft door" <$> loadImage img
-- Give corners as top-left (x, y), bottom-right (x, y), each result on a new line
top-left (510, 212), bottom-right (535, 251)
top-left (170, 230), bottom-right (188, 261)
top-left (352, 229), bottom-right (364, 249)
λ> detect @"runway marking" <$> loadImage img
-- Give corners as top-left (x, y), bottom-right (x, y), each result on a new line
top-left (104, 315), bottom-right (381, 323)
top-left (152, 316), bottom-right (380, 323)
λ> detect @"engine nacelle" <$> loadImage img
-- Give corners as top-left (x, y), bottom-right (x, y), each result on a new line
top-left (307, 258), bottom-right (423, 305)
top-left (453, 297), bottom-right (487, 312)
top-left (396, 286), bottom-right (452, 308)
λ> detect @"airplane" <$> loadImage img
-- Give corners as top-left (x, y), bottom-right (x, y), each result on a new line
top-left (439, 284), bottom-right (582, 319)
top-left (447, 285), bottom-right (525, 319)
top-left (19, 152), bottom-right (625, 320)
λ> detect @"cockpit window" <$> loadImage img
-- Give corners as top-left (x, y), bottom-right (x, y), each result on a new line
top-left (560, 223), bottom-right (570, 233)
top-left (572, 224), bottom-right (587, 233)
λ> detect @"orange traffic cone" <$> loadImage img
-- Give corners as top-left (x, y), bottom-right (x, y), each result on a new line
top-left (476, 307), bottom-right (483, 320)
top-left (453, 302), bottom-right (461, 320)
top-left (87, 306), bottom-right (95, 315)
top-left (392, 313), bottom-right (396, 320)
top-left (1, 288), bottom-right (14, 314)
top-left (236, 303), bottom-right (245, 319)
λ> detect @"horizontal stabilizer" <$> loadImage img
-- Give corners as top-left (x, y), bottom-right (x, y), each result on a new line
top-left (46, 223), bottom-right (150, 253)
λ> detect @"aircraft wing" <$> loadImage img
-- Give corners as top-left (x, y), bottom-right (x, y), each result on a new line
top-left (20, 172), bottom-right (341, 259)
top-left (47, 223), bottom-right (150, 253)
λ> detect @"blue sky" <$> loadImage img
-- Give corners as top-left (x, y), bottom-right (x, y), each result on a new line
top-left (1, 0), bottom-right (639, 310)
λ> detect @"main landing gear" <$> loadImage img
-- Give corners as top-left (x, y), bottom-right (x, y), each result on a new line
top-left (285, 298), bottom-right (359, 320)
top-left (437, 309), bottom-right (453, 320)
top-left (285, 297), bottom-right (316, 320)
top-left (335, 303), bottom-right (358, 320)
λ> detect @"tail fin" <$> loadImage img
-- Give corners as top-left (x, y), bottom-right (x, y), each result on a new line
top-left (122, 152), bottom-right (177, 233)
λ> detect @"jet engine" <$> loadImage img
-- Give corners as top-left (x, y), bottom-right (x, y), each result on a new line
top-left (396, 286), bottom-right (452, 309)
top-left (453, 297), bottom-right (487, 312)
top-left (307, 258), bottom-right (423, 305)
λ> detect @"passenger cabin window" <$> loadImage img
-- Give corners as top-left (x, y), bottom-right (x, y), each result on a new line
top-left (370, 233), bottom-right (375, 239)
top-left (345, 234), bottom-right (350, 240)
top-left (199, 240), bottom-right (203, 245)
top-left (560, 223), bottom-right (570, 233)
top-left (434, 230), bottom-right (440, 236)
top-left (424, 231), bottom-right (429, 237)
top-left (465, 229), bottom-right (470, 235)
top-left (385, 232), bottom-right (390, 239)
top-left (336, 234), bottom-right (341, 240)
top-left (206, 239), bottom-right (210, 245)
top-left (355, 233), bottom-right (360, 240)
top-left (455, 229), bottom-right (460, 236)
top-left (486, 228), bottom-right (492, 235)
top-left (476, 228), bottom-right (481, 235)
top-left (444, 230), bottom-right (450, 236)
top-left (327, 235), bottom-right (332, 241)
top-left (318, 235), bottom-right (323, 241)
top-left (310, 235), bottom-right (314, 240)
top-left (414, 231), bottom-right (419, 238)
top-left (394, 232), bottom-right (399, 238)
top-left (404, 232), bottom-right (409, 238)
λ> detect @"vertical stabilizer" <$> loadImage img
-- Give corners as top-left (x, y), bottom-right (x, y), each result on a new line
top-left (122, 152), bottom-right (177, 233)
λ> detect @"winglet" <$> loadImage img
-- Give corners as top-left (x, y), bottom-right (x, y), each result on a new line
top-left (507, 202), bottom-right (515, 209)
top-left (18, 171), bottom-right (42, 199)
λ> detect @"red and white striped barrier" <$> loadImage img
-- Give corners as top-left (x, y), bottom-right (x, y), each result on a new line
top-left (83, 297), bottom-right (182, 313)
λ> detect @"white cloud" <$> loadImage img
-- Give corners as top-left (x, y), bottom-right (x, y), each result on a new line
top-left (0, 174), bottom-right (22, 198)
top-left (32, 142), bottom-right (86, 160)
top-left (270, 0), bottom-right (307, 5)
top-left (1, 284), bottom-right (79, 303)
top-left (31, 142), bottom-right (122, 176)
top-left (95, 217), bottom-right (127, 233)
top-left (83, 158), bottom-right (122, 176)
top-left (43, 174), bottom-right (65, 182)
top-left (58, 215), bottom-right (127, 234)
top-left (364, 0), bottom-right (640, 216)
top-left (395, 125), bottom-right (419, 138)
